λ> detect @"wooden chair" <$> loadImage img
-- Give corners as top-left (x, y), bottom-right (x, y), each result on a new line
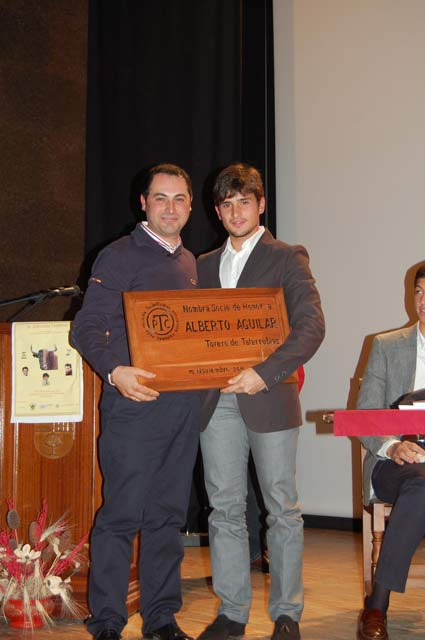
top-left (361, 444), bottom-right (392, 595)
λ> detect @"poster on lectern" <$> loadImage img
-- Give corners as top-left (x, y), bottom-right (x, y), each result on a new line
top-left (11, 321), bottom-right (83, 423)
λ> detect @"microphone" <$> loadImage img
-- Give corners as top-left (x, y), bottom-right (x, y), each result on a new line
top-left (46, 285), bottom-right (81, 298)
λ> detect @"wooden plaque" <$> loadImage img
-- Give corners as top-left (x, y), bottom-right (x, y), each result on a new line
top-left (123, 287), bottom-right (297, 391)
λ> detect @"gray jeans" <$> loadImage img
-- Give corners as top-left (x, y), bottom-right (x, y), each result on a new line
top-left (200, 394), bottom-right (304, 624)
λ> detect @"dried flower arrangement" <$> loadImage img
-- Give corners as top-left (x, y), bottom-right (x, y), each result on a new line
top-left (0, 499), bottom-right (88, 628)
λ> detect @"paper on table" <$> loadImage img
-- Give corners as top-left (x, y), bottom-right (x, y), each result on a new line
top-left (399, 402), bottom-right (425, 410)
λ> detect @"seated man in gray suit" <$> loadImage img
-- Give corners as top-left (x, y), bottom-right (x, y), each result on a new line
top-left (357, 263), bottom-right (425, 640)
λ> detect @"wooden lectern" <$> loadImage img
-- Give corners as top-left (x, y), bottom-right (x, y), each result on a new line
top-left (0, 324), bottom-right (140, 615)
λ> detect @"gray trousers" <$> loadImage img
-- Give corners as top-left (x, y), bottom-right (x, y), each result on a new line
top-left (200, 394), bottom-right (304, 624)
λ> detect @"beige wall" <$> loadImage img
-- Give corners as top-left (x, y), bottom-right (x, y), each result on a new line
top-left (274, 0), bottom-right (425, 517)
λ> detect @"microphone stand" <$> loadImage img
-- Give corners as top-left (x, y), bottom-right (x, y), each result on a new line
top-left (0, 291), bottom-right (58, 322)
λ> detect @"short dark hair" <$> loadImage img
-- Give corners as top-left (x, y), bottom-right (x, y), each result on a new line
top-left (415, 263), bottom-right (425, 285)
top-left (213, 163), bottom-right (264, 206)
top-left (143, 163), bottom-right (192, 199)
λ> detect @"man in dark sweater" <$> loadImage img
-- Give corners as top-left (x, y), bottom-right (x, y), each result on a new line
top-left (72, 164), bottom-right (200, 640)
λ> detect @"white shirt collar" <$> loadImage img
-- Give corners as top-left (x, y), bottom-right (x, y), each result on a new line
top-left (222, 226), bottom-right (265, 256)
top-left (140, 221), bottom-right (181, 253)
top-left (219, 227), bottom-right (265, 289)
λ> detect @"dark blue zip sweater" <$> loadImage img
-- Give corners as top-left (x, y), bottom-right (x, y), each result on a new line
top-left (71, 224), bottom-right (198, 382)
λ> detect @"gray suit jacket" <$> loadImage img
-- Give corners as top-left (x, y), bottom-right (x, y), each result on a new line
top-left (197, 229), bottom-right (325, 432)
top-left (358, 324), bottom-right (418, 503)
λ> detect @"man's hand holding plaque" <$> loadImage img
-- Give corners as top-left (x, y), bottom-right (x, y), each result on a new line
top-left (110, 365), bottom-right (158, 402)
top-left (221, 367), bottom-right (267, 395)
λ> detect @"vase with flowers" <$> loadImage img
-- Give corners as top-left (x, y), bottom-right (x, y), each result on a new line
top-left (0, 499), bottom-right (88, 629)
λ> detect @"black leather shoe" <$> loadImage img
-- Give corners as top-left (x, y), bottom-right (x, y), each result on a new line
top-left (271, 615), bottom-right (301, 640)
top-left (197, 615), bottom-right (245, 640)
top-left (94, 630), bottom-right (122, 640)
top-left (197, 613), bottom-right (245, 640)
top-left (144, 623), bottom-right (194, 640)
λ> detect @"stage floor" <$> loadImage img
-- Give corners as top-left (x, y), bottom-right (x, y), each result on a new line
top-left (1, 528), bottom-right (424, 639)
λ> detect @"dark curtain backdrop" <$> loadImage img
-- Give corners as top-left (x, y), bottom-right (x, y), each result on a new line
top-left (85, 0), bottom-right (275, 532)
top-left (85, 0), bottom-right (275, 271)
top-left (0, 1), bottom-right (87, 323)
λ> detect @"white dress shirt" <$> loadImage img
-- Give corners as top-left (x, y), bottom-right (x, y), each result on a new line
top-left (219, 226), bottom-right (265, 288)
top-left (414, 324), bottom-right (425, 390)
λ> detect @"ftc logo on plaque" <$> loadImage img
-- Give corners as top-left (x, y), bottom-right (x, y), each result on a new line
top-left (143, 304), bottom-right (179, 340)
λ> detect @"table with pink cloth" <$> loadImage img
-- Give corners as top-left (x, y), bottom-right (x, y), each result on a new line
top-left (333, 409), bottom-right (425, 436)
